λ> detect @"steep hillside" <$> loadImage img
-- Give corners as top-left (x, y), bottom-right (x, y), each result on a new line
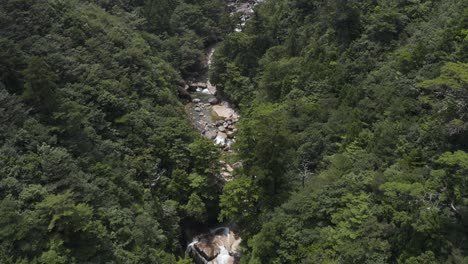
top-left (0, 0), bottom-right (230, 263)
top-left (212, 0), bottom-right (468, 263)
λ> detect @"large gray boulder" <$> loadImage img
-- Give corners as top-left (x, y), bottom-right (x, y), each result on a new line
top-left (209, 98), bottom-right (219, 105)
top-left (204, 130), bottom-right (217, 140)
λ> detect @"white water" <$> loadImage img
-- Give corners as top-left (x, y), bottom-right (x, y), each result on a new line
top-left (215, 134), bottom-right (227, 146)
top-left (215, 246), bottom-right (231, 264)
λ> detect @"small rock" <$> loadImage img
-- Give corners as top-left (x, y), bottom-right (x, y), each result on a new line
top-left (227, 131), bottom-right (235, 138)
top-left (199, 113), bottom-right (204, 117)
top-left (226, 164), bottom-right (234, 172)
top-left (194, 107), bottom-right (201, 112)
top-left (218, 126), bottom-right (226, 132)
top-left (232, 161), bottom-right (243, 169)
top-left (223, 122), bottom-right (229, 128)
top-left (192, 98), bottom-right (201, 103)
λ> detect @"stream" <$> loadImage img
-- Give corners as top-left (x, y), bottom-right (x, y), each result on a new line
top-left (183, 1), bottom-right (264, 263)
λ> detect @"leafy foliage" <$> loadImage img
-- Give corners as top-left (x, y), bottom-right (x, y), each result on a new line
top-left (0, 0), bottom-right (228, 262)
top-left (212, 0), bottom-right (468, 262)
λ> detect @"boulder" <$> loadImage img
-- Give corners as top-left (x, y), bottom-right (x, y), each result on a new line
top-left (204, 130), bottom-right (217, 139)
top-left (215, 132), bottom-right (228, 145)
top-left (188, 83), bottom-right (198, 92)
top-left (232, 162), bottom-right (243, 169)
top-left (209, 98), bottom-right (219, 105)
top-left (194, 243), bottom-right (220, 260)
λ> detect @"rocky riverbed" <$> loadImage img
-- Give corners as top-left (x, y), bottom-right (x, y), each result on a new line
top-left (183, 1), bottom-right (264, 263)
top-left (184, 45), bottom-right (240, 182)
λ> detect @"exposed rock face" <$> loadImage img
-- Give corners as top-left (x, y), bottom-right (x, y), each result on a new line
top-left (194, 243), bottom-right (220, 260)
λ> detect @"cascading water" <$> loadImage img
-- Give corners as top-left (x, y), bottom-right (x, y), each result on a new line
top-left (186, 226), bottom-right (241, 264)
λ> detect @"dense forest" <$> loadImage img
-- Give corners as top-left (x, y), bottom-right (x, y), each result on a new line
top-left (212, 0), bottom-right (468, 263)
top-left (0, 0), bottom-right (467, 263)
top-left (0, 0), bottom-right (231, 263)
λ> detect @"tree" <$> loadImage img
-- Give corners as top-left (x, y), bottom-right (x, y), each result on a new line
top-left (21, 56), bottom-right (57, 114)
top-left (218, 175), bottom-right (260, 232)
top-left (184, 193), bottom-right (207, 222)
top-left (142, 0), bottom-right (178, 35)
top-left (236, 103), bottom-right (295, 208)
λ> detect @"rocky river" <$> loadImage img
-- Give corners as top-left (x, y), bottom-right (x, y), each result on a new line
top-left (182, 1), bottom-right (264, 263)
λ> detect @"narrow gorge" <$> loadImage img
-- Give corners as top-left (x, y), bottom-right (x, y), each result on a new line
top-left (182, 1), bottom-right (263, 263)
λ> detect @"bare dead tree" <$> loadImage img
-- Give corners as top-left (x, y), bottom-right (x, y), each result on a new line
top-left (298, 159), bottom-right (313, 188)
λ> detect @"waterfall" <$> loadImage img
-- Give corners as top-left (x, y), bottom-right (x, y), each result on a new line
top-left (215, 246), bottom-right (231, 264)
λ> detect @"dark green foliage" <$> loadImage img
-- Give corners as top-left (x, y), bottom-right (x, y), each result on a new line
top-left (0, 0), bottom-right (228, 262)
top-left (2, 0), bottom-right (468, 262)
top-left (212, 0), bottom-right (468, 262)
